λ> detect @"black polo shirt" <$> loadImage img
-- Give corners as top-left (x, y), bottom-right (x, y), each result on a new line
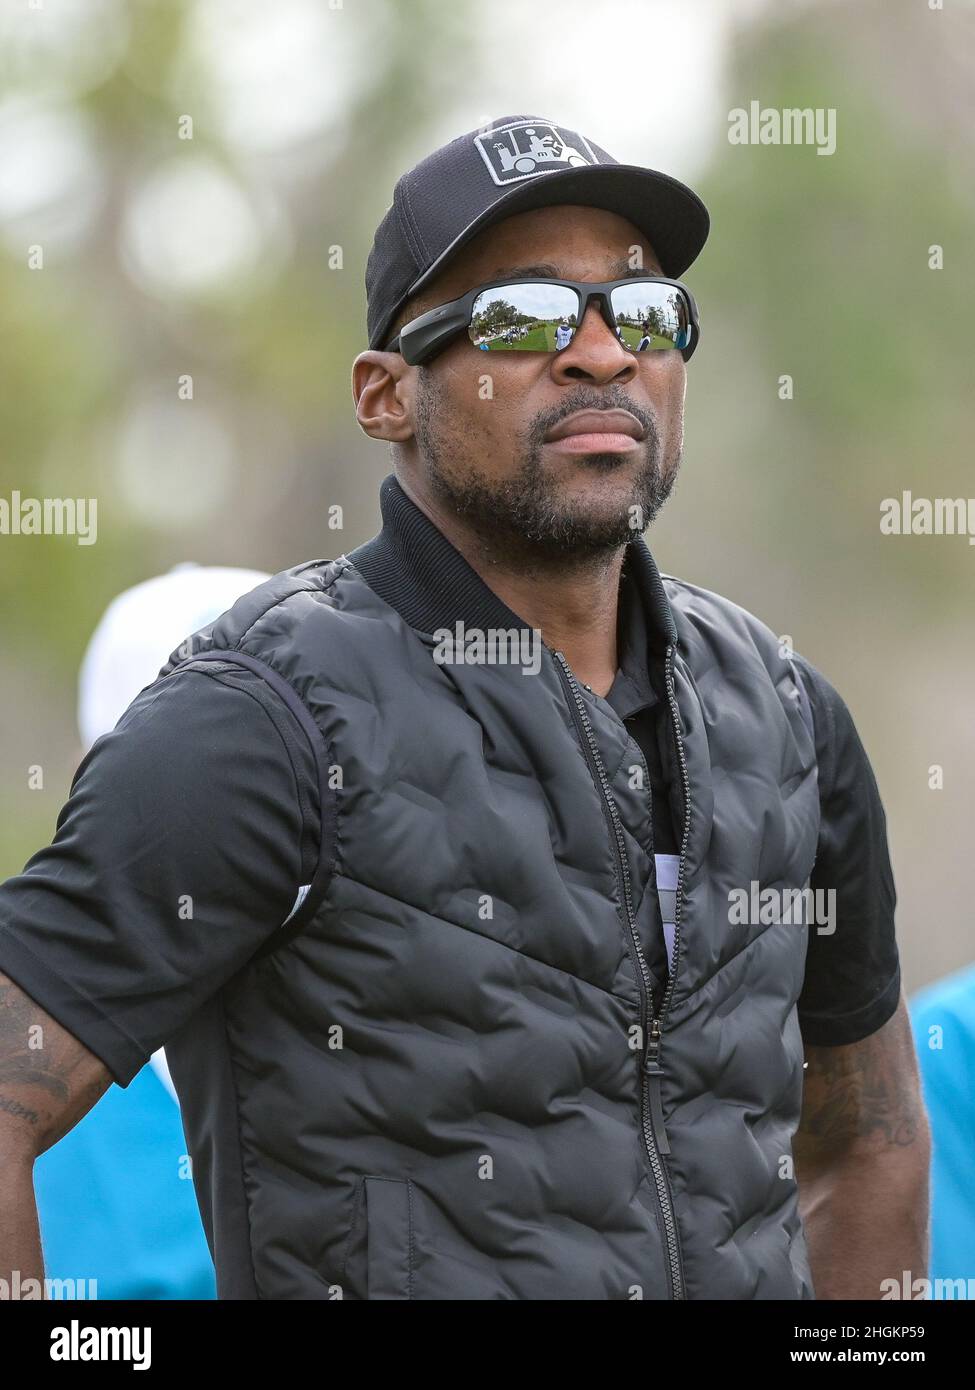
top-left (607, 564), bottom-right (679, 856)
top-left (601, 564), bottom-right (681, 983)
top-left (0, 520), bottom-right (900, 1089)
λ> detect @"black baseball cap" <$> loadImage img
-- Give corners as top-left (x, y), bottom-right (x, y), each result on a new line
top-left (365, 113), bottom-right (710, 352)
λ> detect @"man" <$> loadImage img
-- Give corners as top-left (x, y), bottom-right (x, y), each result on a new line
top-left (0, 113), bottom-right (928, 1301)
top-left (555, 318), bottom-right (573, 350)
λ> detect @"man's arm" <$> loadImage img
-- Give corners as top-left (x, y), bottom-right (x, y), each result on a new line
top-left (794, 990), bottom-right (931, 1299)
top-left (0, 664), bottom-right (323, 1293)
top-left (0, 971), bottom-right (112, 1288)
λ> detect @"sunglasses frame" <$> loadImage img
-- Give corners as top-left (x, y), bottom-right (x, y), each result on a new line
top-left (385, 274), bottom-right (701, 366)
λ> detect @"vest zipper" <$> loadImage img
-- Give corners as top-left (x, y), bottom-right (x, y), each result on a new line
top-left (552, 648), bottom-right (686, 1300)
top-left (654, 643), bottom-right (691, 1053)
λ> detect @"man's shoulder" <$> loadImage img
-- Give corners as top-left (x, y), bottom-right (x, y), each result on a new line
top-left (659, 571), bottom-right (786, 658)
top-left (912, 964), bottom-right (975, 1027)
top-left (158, 557), bottom-right (344, 676)
top-left (658, 572), bottom-right (819, 745)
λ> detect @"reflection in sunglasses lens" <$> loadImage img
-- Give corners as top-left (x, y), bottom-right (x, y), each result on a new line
top-left (467, 281), bottom-right (692, 353)
top-left (468, 283), bottom-right (579, 351)
top-left (611, 282), bottom-right (690, 351)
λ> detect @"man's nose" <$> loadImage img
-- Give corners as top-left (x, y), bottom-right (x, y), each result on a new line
top-left (551, 299), bottom-right (636, 383)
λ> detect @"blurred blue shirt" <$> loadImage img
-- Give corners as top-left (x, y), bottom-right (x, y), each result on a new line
top-left (34, 1054), bottom-right (215, 1300)
top-left (910, 963), bottom-right (975, 1293)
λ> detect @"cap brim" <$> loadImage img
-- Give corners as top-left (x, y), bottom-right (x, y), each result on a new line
top-left (404, 163), bottom-right (709, 306)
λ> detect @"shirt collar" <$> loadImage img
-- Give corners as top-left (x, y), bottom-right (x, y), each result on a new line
top-left (347, 473), bottom-right (677, 658)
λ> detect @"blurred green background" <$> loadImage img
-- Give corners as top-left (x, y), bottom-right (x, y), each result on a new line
top-left (1, 0), bottom-right (972, 992)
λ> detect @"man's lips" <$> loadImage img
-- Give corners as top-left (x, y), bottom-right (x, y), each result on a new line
top-left (543, 409), bottom-right (645, 452)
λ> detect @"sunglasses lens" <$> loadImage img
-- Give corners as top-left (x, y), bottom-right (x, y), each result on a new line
top-left (469, 282), bottom-right (579, 351)
top-left (610, 281), bottom-right (692, 351)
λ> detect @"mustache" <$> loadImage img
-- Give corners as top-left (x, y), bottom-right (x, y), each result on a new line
top-left (527, 389), bottom-right (658, 453)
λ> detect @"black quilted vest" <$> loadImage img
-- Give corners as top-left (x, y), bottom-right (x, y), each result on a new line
top-left (162, 473), bottom-right (821, 1300)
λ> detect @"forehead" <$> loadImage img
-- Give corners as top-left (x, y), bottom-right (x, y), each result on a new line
top-left (426, 204), bottom-right (662, 299)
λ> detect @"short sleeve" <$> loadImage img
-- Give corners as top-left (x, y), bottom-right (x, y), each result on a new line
top-left (793, 655), bottom-right (902, 1046)
top-left (0, 664), bottom-right (320, 1087)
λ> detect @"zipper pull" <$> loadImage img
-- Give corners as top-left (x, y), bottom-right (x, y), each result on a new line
top-left (645, 1017), bottom-right (662, 1063)
top-left (643, 1020), bottom-right (670, 1154)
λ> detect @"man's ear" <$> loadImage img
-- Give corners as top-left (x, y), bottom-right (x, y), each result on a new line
top-left (352, 350), bottom-right (415, 443)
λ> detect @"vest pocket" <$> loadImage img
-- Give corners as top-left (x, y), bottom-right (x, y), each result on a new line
top-left (361, 1176), bottom-right (415, 1300)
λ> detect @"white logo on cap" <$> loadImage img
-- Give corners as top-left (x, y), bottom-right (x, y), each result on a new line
top-left (474, 119), bottom-right (599, 186)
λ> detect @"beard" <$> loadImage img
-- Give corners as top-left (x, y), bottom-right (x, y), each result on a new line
top-left (411, 375), bottom-right (681, 572)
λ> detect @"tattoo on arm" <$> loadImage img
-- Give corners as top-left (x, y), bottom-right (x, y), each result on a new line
top-left (0, 973), bottom-right (110, 1152)
top-left (797, 993), bottom-right (925, 1160)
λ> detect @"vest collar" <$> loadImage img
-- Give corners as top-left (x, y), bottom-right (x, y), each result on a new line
top-left (607, 566), bottom-right (660, 715)
top-left (347, 473), bottom-right (678, 652)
